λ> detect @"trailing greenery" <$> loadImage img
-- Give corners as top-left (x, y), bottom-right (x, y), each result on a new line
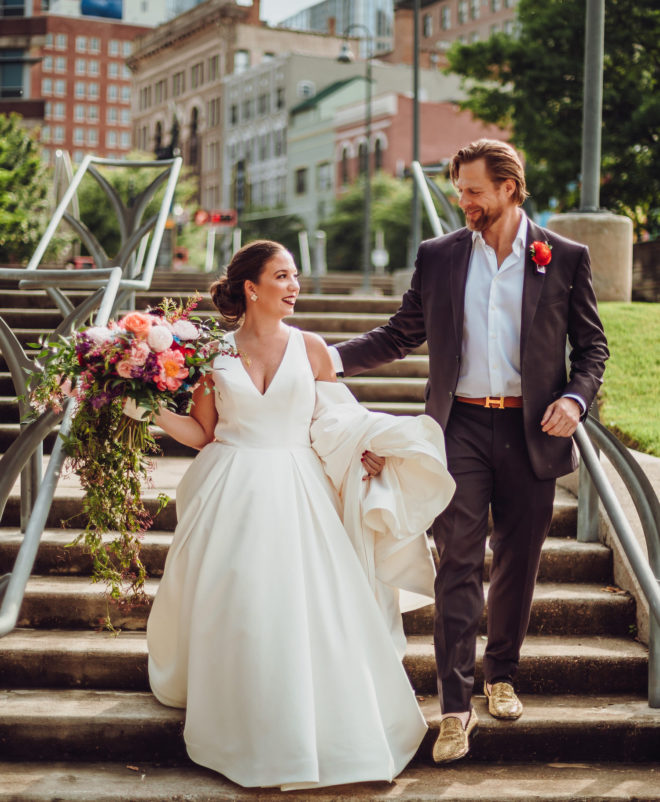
top-left (445, 0), bottom-right (660, 239)
top-left (0, 113), bottom-right (50, 264)
top-left (598, 302), bottom-right (660, 456)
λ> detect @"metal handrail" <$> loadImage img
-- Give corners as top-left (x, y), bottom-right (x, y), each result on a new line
top-left (574, 416), bottom-right (660, 707)
top-left (0, 155), bottom-right (182, 638)
top-left (411, 160), bottom-right (462, 236)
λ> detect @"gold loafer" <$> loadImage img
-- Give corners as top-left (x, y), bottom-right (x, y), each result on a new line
top-left (432, 709), bottom-right (479, 764)
top-left (484, 681), bottom-right (523, 719)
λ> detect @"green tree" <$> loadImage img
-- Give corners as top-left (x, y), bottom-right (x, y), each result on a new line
top-left (321, 172), bottom-right (443, 272)
top-left (0, 113), bottom-right (49, 264)
top-left (239, 213), bottom-right (307, 258)
top-left (446, 0), bottom-right (660, 238)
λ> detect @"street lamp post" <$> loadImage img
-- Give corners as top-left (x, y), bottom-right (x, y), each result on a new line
top-left (338, 25), bottom-right (373, 293)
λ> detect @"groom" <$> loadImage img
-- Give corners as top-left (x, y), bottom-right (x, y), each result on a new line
top-left (332, 139), bottom-right (608, 762)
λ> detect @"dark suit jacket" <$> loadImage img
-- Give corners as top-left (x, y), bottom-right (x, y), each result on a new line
top-left (337, 220), bottom-right (609, 481)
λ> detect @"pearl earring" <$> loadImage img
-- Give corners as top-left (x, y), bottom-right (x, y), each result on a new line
top-left (250, 293), bottom-right (258, 302)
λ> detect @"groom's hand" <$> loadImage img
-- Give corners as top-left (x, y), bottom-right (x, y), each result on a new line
top-left (540, 397), bottom-right (581, 438)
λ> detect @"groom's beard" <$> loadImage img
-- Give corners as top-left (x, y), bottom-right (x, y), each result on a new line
top-left (465, 205), bottom-right (503, 232)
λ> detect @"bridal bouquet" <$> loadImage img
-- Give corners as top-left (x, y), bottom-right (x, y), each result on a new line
top-left (27, 295), bottom-right (234, 606)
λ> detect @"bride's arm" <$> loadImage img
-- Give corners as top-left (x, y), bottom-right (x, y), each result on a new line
top-left (302, 331), bottom-right (337, 382)
top-left (153, 374), bottom-right (218, 450)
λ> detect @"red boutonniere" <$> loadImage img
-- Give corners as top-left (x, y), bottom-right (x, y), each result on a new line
top-left (530, 240), bottom-right (552, 274)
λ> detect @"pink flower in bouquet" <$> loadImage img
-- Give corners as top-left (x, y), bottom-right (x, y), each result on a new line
top-left (172, 319), bottom-right (200, 341)
top-left (129, 340), bottom-right (151, 367)
top-left (118, 312), bottom-right (152, 339)
top-left (116, 359), bottom-right (135, 379)
top-left (147, 324), bottom-right (174, 353)
top-left (155, 348), bottom-right (188, 391)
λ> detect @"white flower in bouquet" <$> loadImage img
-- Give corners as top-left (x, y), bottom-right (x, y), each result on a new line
top-left (172, 319), bottom-right (201, 341)
top-left (147, 325), bottom-right (174, 353)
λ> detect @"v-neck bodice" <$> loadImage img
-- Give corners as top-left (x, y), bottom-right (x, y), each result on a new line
top-left (211, 326), bottom-right (315, 449)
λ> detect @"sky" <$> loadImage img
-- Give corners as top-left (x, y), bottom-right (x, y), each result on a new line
top-left (259, 0), bottom-right (313, 25)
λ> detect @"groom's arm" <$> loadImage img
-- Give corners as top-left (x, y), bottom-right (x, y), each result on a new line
top-left (335, 264), bottom-right (428, 377)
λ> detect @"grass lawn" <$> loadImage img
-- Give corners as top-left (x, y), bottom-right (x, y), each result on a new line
top-left (597, 302), bottom-right (660, 457)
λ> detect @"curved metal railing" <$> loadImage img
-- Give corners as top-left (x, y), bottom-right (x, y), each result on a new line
top-left (0, 155), bottom-right (182, 638)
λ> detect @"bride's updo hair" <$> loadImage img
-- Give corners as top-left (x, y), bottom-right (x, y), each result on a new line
top-left (209, 239), bottom-right (287, 325)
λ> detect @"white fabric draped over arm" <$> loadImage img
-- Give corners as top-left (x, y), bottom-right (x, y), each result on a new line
top-left (311, 381), bottom-right (455, 654)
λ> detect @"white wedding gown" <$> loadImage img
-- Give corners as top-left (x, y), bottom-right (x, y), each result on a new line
top-left (147, 326), bottom-right (454, 790)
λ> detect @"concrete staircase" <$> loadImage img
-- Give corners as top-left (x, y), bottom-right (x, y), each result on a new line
top-left (0, 281), bottom-right (659, 800)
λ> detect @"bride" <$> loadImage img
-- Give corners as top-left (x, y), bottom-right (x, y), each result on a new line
top-left (143, 239), bottom-right (454, 790)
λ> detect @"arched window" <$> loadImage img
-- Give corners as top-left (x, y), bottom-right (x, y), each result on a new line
top-left (358, 140), bottom-right (368, 175)
top-left (189, 106), bottom-right (199, 167)
top-left (341, 146), bottom-right (350, 185)
top-left (154, 120), bottom-right (162, 154)
top-left (374, 137), bottom-right (383, 170)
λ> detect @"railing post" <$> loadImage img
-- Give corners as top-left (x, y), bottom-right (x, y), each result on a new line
top-left (577, 407), bottom-right (600, 543)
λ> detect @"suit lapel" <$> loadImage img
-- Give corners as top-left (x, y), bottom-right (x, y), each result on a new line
top-left (449, 230), bottom-right (473, 347)
top-left (520, 220), bottom-right (547, 363)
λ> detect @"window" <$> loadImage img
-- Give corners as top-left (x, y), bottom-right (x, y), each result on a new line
top-left (73, 127), bottom-right (84, 145)
top-left (258, 133), bottom-right (268, 161)
top-left (107, 106), bottom-right (118, 124)
top-left (458, 1), bottom-right (468, 24)
top-left (108, 84), bottom-right (118, 102)
top-left (76, 36), bottom-right (87, 53)
top-left (54, 102), bottom-right (65, 118)
top-left (122, 41), bottom-right (132, 57)
top-left (120, 108), bottom-right (130, 125)
top-left (242, 98), bottom-right (252, 120)
top-left (470, 0), bottom-right (480, 20)
top-left (75, 58), bottom-right (86, 75)
top-left (88, 60), bottom-right (99, 76)
top-left (55, 56), bottom-right (66, 72)
top-left (273, 128), bottom-right (285, 156)
top-left (88, 105), bottom-right (98, 122)
top-left (234, 49), bottom-right (249, 74)
top-left (53, 125), bottom-right (64, 143)
top-left (54, 79), bottom-right (65, 96)
top-left (358, 141), bottom-right (369, 175)
top-left (120, 131), bottom-right (131, 149)
top-left (43, 56), bottom-right (53, 72)
top-left (90, 37), bottom-right (100, 54)
top-left (341, 147), bottom-right (350, 185)
top-left (41, 125), bottom-right (51, 143)
top-left (88, 128), bottom-right (98, 146)
top-left (109, 40), bottom-right (120, 57)
top-left (88, 82), bottom-right (99, 100)
top-left (106, 130), bottom-right (117, 148)
top-left (296, 80), bottom-right (314, 99)
top-left (172, 71), bottom-right (185, 97)
top-left (470, 30), bottom-right (480, 42)
top-left (505, 0), bottom-right (516, 6)
top-left (42, 78), bottom-right (52, 95)
top-left (122, 65), bottom-right (131, 79)
top-left (207, 96), bottom-right (221, 127)
top-left (155, 78), bottom-right (165, 104)
top-left (423, 13), bottom-right (432, 37)
top-left (0, 1), bottom-right (26, 17)
top-left (295, 167), bottom-right (307, 195)
top-left (208, 54), bottom-right (219, 81)
top-left (74, 104), bottom-right (85, 122)
top-left (262, 52), bottom-right (275, 62)
top-left (276, 87), bottom-right (285, 109)
top-left (191, 62), bottom-right (203, 89)
top-left (491, 0), bottom-right (501, 10)
top-left (230, 104), bottom-right (238, 125)
top-left (44, 101), bottom-right (52, 118)
top-left (316, 161), bottom-right (331, 192)
top-left (374, 138), bottom-right (384, 170)
top-left (74, 81), bottom-right (85, 98)
top-left (121, 86), bottom-right (130, 103)
top-left (56, 34), bottom-right (67, 50)
top-left (45, 33), bottom-right (53, 48)
top-left (108, 62), bottom-right (119, 79)
top-left (503, 19), bottom-right (515, 34)
top-left (257, 93), bottom-right (269, 115)
top-left (0, 49), bottom-right (24, 98)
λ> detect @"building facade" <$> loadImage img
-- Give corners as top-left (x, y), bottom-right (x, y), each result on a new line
top-left (129, 0), bottom-right (348, 209)
top-left (0, 2), bottom-right (150, 163)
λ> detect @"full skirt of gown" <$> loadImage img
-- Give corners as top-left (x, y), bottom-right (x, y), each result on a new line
top-left (146, 327), bottom-right (452, 790)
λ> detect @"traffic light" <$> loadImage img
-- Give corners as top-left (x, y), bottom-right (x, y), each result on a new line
top-left (210, 210), bottom-right (238, 226)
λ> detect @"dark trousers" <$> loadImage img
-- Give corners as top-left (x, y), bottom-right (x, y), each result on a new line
top-left (432, 402), bottom-right (556, 713)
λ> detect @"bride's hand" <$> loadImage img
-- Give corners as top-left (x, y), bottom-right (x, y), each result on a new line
top-left (361, 450), bottom-right (385, 481)
top-left (123, 397), bottom-right (155, 422)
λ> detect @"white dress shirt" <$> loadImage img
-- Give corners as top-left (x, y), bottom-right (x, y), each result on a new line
top-left (455, 212), bottom-right (528, 398)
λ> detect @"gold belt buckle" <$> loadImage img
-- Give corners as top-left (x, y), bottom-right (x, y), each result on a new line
top-left (485, 396), bottom-right (505, 409)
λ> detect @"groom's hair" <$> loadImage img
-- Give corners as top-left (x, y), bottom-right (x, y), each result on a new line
top-left (450, 139), bottom-right (529, 206)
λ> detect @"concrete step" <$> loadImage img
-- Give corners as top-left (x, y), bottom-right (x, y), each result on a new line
top-left (12, 576), bottom-right (634, 636)
top-left (1, 760), bottom-right (659, 801)
top-left (343, 376), bottom-right (427, 402)
top-left (0, 630), bottom-right (647, 695)
top-left (0, 689), bottom-right (656, 765)
top-left (0, 474), bottom-right (579, 537)
top-left (0, 531), bottom-right (612, 585)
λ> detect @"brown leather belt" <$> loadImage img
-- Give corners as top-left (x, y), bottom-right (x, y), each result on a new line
top-left (455, 395), bottom-right (523, 409)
